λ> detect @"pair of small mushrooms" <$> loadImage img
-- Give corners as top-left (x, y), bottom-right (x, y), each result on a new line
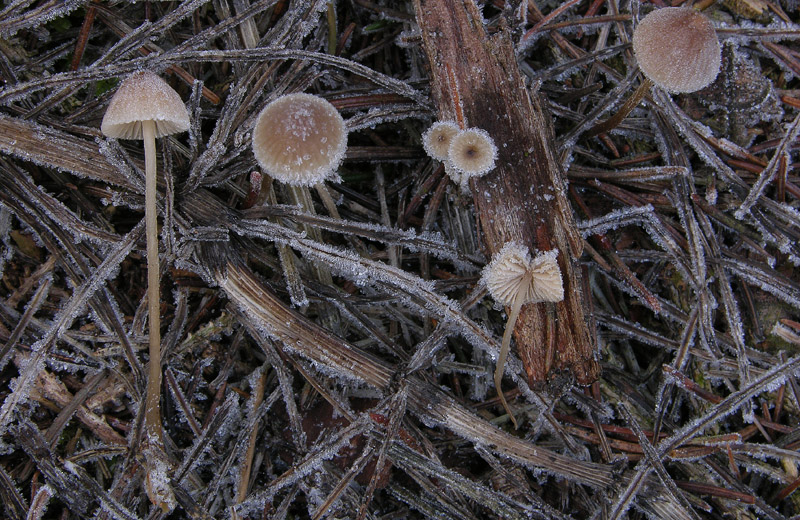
top-left (101, 72), bottom-right (347, 510)
top-left (423, 121), bottom-right (497, 184)
top-left (102, 80), bottom-right (346, 368)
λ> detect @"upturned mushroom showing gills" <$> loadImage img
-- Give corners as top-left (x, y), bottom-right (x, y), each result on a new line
top-left (482, 242), bottom-right (564, 428)
top-left (422, 120), bottom-right (460, 162)
top-left (252, 92), bottom-right (347, 186)
top-left (447, 128), bottom-right (497, 178)
top-left (101, 69), bottom-right (189, 512)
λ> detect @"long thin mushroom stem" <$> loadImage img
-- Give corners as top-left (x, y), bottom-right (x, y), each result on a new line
top-left (586, 77), bottom-right (653, 138)
top-left (494, 273), bottom-right (530, 429)
top-left (142, 119), bottom-right (162, 440)
top-left (315, 183), bottom-right (342, 219)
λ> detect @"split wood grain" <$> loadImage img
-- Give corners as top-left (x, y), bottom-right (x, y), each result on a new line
top-left (413, 0), bottom-right (600, 385)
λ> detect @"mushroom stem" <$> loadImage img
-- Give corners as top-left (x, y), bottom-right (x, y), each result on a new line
top-left (494, 273), bottom-right (530, 429)
top-left (586, 77), bottom-right (653, 138)
top-left (142, 119), bottom-right (162, 439)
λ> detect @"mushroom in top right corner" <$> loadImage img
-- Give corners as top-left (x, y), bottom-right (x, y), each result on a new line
top-left (632, 7), bottom-right (722, 94)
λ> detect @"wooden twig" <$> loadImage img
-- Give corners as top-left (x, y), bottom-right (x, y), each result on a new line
top-left (413, 0), bottom-right (599, 384)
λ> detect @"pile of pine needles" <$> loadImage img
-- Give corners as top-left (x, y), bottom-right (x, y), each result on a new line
top-left (0, 0), bottom-right (799, 518)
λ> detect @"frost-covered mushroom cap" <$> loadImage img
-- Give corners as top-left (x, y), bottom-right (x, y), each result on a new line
top-left (422, 121), bottom-right (460, 161)
top-left (101, 70), bottom-right (190, 140)
top-left (483, 242), bottom-right (564, 306)
top-left (447, 128), bottom-right (497, 178)
top-left (632, 7), bottom-right (721, 94)
top-left (252, 92), bottom-right (347, 186)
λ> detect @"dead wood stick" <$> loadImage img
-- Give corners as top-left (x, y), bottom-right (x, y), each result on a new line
top-left (194, 239), bottom-right (614, 489)
top-left (413, 0), bottom-right (600, 385)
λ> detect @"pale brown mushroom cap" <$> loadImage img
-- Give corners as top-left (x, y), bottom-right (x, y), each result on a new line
top-left (483, 242), bottom-right (564, 306)
top-left (447, 127), bottom-right (497, 178)
top-left (252, 93), bottom-right (347, 186)
top-left (101, 70), bottom-right (190, 140)
top-left (632, 7), bottom-right (721, 94)
top-left (422, 121), bottom-right (460, 161)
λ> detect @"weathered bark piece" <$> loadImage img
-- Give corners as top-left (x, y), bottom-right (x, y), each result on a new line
top-left (413, 0), bottom-right (600, 384)
top-left (191, 238), bottom-right (613, 488)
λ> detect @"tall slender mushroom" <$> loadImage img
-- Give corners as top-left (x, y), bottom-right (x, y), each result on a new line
top-left (482, 242), bottom-right (564, 428)
top-left (101, 70), bottom-right (189, 512)
top-left (588, 7), bottom-right (721, 136)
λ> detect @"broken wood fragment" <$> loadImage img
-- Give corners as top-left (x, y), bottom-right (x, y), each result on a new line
top-left (413, 0), bottom-right (600, 385)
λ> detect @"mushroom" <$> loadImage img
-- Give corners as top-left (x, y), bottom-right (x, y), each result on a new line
top-left (252, 92), bottom-right (347, 218)
top-left (422, 120), bottom-right (460, 161)
top-left (101, 70), bottom-right (189, 512)
top-left (588, 7), bottom-right (721, 136)
top-left (482, 242), bottom-right (564, 427)
top-left (252, 92), bottom-right (347, 187)
top-left (447, 127), bottom-right (497, 184)
top-left (251, 92), bottom-right (348, 311)
top-left (633, 7), bottom-right (721, 94)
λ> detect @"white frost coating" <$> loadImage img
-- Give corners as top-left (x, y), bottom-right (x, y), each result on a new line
top-left (252, 93), bottom-right (347, 186)
top-left (144, 443), bottom-right (177, 513)
top-left (577, 204), bottom-right (655, 237)
top-left (0, 206), bottom-right (13, 281)
top-left (0, 220), bottom-right (142, 437)
top-left (724, 257), bottom-right (800, 308)
top-left (736, 111), bottom-right (800, 219)
top-left (97, 138), bottom-right (144, 191)
top-left (237, 416), bottom-right (372, 513)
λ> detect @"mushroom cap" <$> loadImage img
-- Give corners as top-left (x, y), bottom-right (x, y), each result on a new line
top-left (483, 242), bottom-right (564, 306)
top-left (252, 92), bottom-right (347, 186)
top-left (101, 70), bottom-right (190, 140)
top-left (447, 127), bottom-right (497, 178)
top-left (422, 121), bottom-right (460, 161)
top-left (632, 7), bottom-right (721, 94)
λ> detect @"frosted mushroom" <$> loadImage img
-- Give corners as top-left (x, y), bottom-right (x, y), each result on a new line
top-left (589, 7), bottom-right (721, 136)
top-left (422, 120), bottom-right (460, 161)
top-left (252, 92), bottom-right (347, 186)
top-left (447, 127), bottom-right (497, 180)
top-left (633, 7), bottom-right (721, 94)
top-left (102, 69), bottom-right (188, 513)
top-left (482, 242), bottom-right (564, 428)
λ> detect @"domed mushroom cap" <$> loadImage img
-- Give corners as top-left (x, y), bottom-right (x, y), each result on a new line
top-left (101, 70), bottom-right (190, 140)
top-left (422, 121), bottom-right (460, 161)
top-left (252, 92), bottom-right (347, 186)
top-left (483, 242), bottom-right (564, 306)
top-left (632, 7), bottom-right (721, 94)
top-left (447, 128), bottom-right (497, 178)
